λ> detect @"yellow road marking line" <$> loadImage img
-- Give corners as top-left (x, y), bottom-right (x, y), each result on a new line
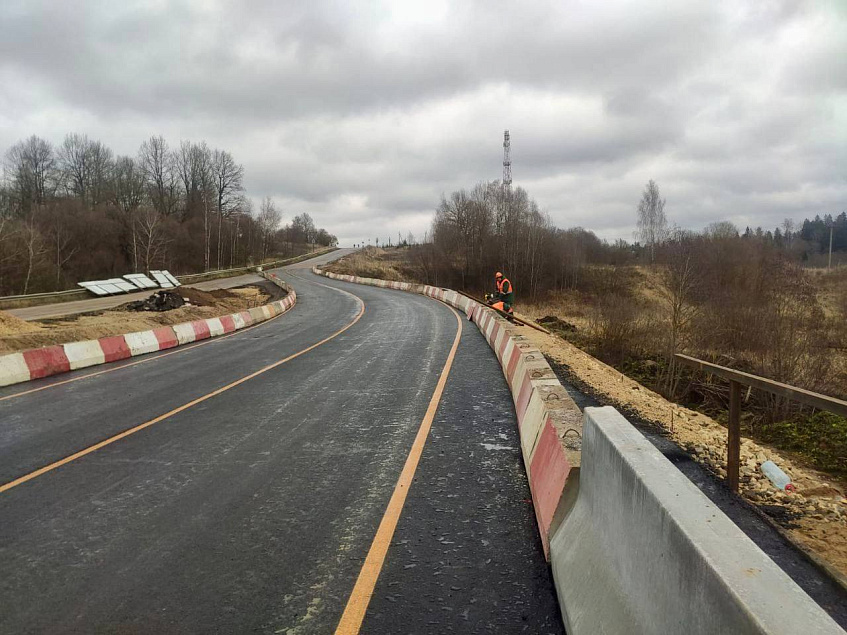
top-left (334, 304), bottom-right (463, 635)
top-left (0, 292), bottom-right (296, 404)
top-left (0, 296), bottom-right (365, 495)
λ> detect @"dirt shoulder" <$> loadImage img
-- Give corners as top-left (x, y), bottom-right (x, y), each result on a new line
top-left (512, 314), bottom-right (847, 583)
top-left (0, 285), bottom-right (277, 354)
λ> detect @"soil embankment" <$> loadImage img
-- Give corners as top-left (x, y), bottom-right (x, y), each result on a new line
top-left (0, 283), bottom-right (281, 354)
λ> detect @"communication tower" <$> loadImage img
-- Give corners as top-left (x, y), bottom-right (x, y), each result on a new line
top-left (502, 130), bottom-right (512, 190)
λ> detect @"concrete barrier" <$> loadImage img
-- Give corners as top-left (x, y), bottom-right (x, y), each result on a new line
top-left (124, 330), bottom-right (161, 356)
top-left (550, 406), bottom-right (843, 634)
top-left (0, 274), bottom-right (296, 388)
top-left (63, 340), bottom-right (106, 370)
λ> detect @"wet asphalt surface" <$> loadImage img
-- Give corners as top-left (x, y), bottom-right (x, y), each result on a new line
top-left (547, 358), bottom-right (847, 629)
top-left (363, 326), bottom-right (563, 634)
top-left (0, 250), bottom-right (562, 634)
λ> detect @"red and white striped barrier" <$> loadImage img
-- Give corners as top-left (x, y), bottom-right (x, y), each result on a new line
top-left (0, 273), bottom-right (296, 389)
top-left (313, 266), bottom-right (582, 555)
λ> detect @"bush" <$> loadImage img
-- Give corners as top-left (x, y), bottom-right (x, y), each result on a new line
top-left (759, 412), bottom-right (847, 475)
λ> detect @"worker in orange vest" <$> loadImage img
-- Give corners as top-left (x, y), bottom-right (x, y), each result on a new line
top-left (491, 271), bottom-right (514, 314)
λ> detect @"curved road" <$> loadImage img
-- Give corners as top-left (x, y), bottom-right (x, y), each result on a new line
top-left (0, 250), bottom-right (562, 634)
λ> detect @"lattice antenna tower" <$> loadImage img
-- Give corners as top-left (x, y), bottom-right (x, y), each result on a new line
top-left (502, 130), bottom-right (512, 191)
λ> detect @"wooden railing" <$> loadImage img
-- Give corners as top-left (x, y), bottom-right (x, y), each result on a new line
top-left (675, 354), bottom-right (847, 492)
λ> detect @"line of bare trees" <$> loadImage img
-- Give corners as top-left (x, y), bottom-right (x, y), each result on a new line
top-left (412, 177), bottom-right (844, 398)
top-left (414, 180), bottom-right (633, 299)
top-left (0, 134), bottom-right (336, 295)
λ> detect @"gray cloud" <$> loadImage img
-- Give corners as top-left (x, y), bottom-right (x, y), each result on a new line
top-left (1, 0), bottom-right (845, 245)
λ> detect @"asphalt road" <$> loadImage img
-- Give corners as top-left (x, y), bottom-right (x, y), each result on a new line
top-left (0, 249), bottom-right (561, 634)
top-left (7, 272), bottom-right (265, 321)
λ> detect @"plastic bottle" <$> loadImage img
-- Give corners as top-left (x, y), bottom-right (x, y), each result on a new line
top-left (761, 460), bottom-right (795, 492)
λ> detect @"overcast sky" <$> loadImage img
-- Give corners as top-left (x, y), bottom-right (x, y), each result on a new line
top-left (1, 0), bottom-right (844, 245)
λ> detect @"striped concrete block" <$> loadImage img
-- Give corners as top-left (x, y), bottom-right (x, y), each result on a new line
top-left (205, 317), bottom-right (225, 337)
top-left (191, 320), bottom-right (212, 341)
top-left (519, 390), bottom-right (547, 468)
top-left (125, 330), bottom-right (160, 356)
top-left (153, 327), bottom-right (179, 349)
top-left (247, 307), bottom-right (265, 324)
top-left (173, 323), bottom-right (197, 345)
top-left (219, 315), bottom-right (236, 333)
top-left (23, 346), bottom-right (71, 379)
top-left (99, 335), bottom-right (132, 362)
top-left (64, 340), bottom-right (106, 370)
top-left (529, 417), bottom-right (573, 555)
top-left (0, 353), bottom-right (32, 387)
top-left (231, 313), bottom-right (246, 330)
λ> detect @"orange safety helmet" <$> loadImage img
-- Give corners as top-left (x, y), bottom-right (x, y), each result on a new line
top-left (495, 271), bottom-right (503, 279)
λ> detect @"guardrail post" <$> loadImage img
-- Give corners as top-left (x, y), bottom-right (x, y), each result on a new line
top-left (728, 380), bottom-right (741, 492)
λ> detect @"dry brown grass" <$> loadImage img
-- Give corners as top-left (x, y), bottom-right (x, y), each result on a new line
top-left (324, 247), bottom-right (418, 282)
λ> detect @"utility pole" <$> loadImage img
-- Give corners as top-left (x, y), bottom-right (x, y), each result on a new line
top-left (829, 223), bottom-right (834, 270)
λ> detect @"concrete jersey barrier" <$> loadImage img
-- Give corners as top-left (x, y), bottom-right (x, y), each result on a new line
top-left (550, 406), bottom-right (843, 634)
top-left (312, 267), bottom-right (844, 635)
top-left (0, 272), bottom-right (296, 388)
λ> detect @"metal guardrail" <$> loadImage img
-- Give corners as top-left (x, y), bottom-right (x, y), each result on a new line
top-left (675, 353), bottom-right (847, 492)
top-left (176, 267), bottom-right (253, 283)
top-left (0, 288), bottom-right (86, 302)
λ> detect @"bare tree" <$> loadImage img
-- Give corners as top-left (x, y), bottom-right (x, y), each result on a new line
top-left (87, 140), bottom-right (113, 208)
top-left (138, 136), bottom-right (180, 217)
top-left (176, 140), bottom-right (211, 221)
top-left (57, 133), bottom-right (113, 209)
top-left (525, 206), bottom-right (550, 300)
top-left (58, 133), bottom-right (89, 203)
top-left (229, 195), bottom-right (251, 268)
top-left (111, 156), bottom-right (147, 270)
top-left (4, 135), bottom-right (56, 215)
top-left (781, 218), bottom-right (795, 248)
top-left (136, 206), bottom-right (168, 271)
top-left (704, 220), bottom-right (739, 239)
top-left (211, 149), bottom-right (244, 269)
top-left (21, 208), bottom-right (46, 294)
top-left (656, 229), bottom-right (700, 397)
top-left (40, 200), bottom-right (79, 290)
top-left (176, 141), bottom-right (213, 268)
top-left (636, 179), bottom-right (668, 262)
top-left (257, 197), bottom-right (282, 261)
top-left (0, 184), bottom-right (20, 287)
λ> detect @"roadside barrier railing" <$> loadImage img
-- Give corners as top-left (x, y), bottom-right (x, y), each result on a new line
top-left (675, 353), bottom-right (847, 492)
